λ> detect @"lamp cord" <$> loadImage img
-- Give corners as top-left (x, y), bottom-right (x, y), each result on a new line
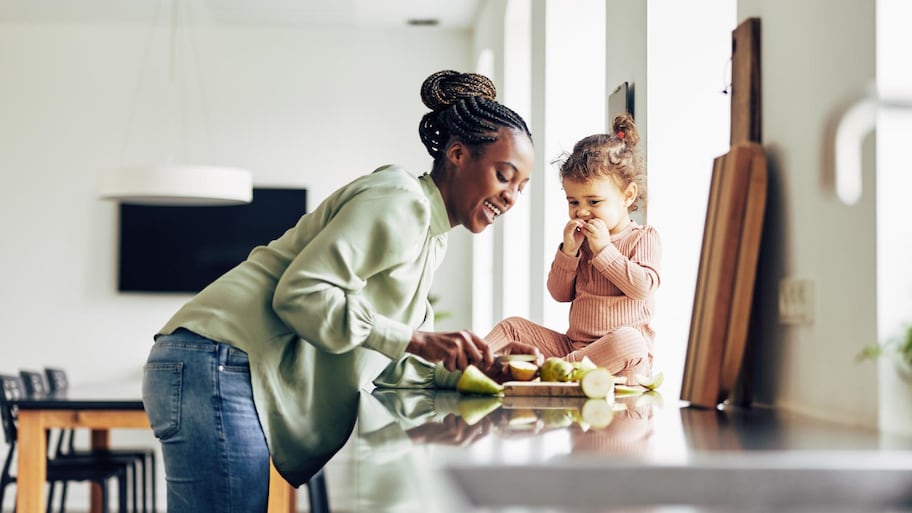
top-left (117, 0), bottom-right (163, 166)
top-left (118, 0), bottom-right (215, 167)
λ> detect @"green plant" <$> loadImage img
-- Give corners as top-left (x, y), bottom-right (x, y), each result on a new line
top-left (857, 324), bottom-right (912, 369)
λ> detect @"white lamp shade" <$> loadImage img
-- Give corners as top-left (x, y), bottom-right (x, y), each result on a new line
top-left (99, 165), bottom-right (253, 206)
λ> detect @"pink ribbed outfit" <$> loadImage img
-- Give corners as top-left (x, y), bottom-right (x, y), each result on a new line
top-left (485, 220), bottom-right (661, 382)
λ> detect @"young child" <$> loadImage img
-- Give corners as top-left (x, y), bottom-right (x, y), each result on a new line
top-left (485, 113), bottom-right (661, 384)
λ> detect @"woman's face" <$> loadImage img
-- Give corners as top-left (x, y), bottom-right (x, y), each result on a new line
top-left (441, 128), bottom-right (534, 233)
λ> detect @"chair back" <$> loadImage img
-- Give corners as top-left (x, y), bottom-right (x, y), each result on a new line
top-left (43, 368), bottom-right (75, 455)
top-left (44, 368), bottom-right (69, 395)
top-left (18, 369), bottom-right (48, 398)
top-left (0, 374), bottom-right (24, 445)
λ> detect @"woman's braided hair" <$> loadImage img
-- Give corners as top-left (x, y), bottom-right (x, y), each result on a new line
top-left (555, 113), bottom-right (646, 212)
top-left (418, 70), bottom-right (531, 166)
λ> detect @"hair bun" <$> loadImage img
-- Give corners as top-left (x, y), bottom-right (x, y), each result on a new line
top-left (420, 70), bottom-right (497, 111)
top-left (612, 113), bottom-right (640, 147)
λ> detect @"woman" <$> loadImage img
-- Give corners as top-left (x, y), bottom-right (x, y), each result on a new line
top-left (142, 70), bottom-right (537, 513)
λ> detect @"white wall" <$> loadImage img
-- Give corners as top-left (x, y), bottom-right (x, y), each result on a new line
top-left (646, 1), bottom-right (735, 401)
top-left (537, 1), bottom-right (606, 331)
top-left (737, 0), bottom-right (880, 427)
top-left (0, 17), bottom-right (472, 510)
top-left (0, 21), bottom-right (472, 381)
top-left (876, 0), bottom-right (912, 438)
top-left (608, 0), bottom-right (886, 428)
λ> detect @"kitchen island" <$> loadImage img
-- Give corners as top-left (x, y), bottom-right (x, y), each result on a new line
top-left (319, 387), bottom-right (912, 512)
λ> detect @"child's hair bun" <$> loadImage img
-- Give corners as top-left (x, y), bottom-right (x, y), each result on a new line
top-left (612, 113), bottom-right (640, 147)
top-left (420, 70), bottom-right (497, 111)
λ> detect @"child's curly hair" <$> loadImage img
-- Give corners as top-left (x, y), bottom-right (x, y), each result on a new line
top-left (555, 113), bottom-right (646, 212)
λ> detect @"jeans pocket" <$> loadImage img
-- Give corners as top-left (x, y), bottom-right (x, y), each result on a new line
top-left (142, 362), bottom-right (183, 439)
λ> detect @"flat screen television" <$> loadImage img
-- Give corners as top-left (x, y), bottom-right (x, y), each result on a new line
top-left (609, 81), bottom-right (634, 120)
top-left (118, 187), bottom-right (307, 293)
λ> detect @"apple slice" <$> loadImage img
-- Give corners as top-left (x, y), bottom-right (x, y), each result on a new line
top-left (580, 367), bottom-right (615, 399)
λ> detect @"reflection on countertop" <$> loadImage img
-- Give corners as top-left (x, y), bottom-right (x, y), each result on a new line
top-left (320, 388), bottom-right (912, 513)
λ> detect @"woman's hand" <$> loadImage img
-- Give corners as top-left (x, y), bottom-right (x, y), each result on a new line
top-left (406, 414), bottom-right (493, 446)
top-left (496, 341), bottom-right (543, 364)
top-left (407, 330), bottom-right (494, 372)
top-left (486, 341), bottom-right (543, 383)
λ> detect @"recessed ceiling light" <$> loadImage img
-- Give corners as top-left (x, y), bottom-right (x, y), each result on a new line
top-left (407, 18), bottom-right (439, 27)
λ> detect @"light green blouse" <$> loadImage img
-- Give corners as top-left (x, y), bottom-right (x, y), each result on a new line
top-left (158, 165), bottom-right (461, 485)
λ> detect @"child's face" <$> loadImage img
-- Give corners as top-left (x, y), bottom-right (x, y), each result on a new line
top-left (562, 176), bottom-right (637, 235)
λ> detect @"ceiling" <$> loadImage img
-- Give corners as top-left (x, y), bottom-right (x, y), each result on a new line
top-left (0, 0), bottom-right (482, 29)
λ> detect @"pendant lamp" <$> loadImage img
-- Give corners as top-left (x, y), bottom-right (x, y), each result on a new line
top-left (99, 0), bottom-right (252, 206)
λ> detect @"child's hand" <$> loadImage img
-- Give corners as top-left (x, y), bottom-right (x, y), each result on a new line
top-left (562, 219), bottom-right (586, 256)
top-left (580, 218), bottom-right (611, 254)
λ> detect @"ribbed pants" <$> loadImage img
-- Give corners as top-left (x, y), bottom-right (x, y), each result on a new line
top-left (484, 316), bottom-right (653, 384)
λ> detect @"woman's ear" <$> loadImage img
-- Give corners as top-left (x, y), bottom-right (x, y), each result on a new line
top-left (623, 182), bottom-right (639, 208)
top-left (445, 140), bottom-right (468, 168)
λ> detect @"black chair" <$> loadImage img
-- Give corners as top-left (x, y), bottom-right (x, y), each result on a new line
top-left (41, 368), bottom-right (158, 513)
top-left (1, 374), bottom-right (129, 513)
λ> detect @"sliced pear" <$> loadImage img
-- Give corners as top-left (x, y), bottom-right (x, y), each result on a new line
top-left (456, 364), bottom-right (504, 396)
top-left (581, 399), bottom-right (615, 429)
top-left (635, 390), bottom-right (665, 410)
top-left (614, 384), bottom-right (645, 397)
top-left (457, 396), bottom-right (503, 425)
top-left (506, 408), bottom-right (540, 427)
top-left (539, 408), bottom-right (575, 428)
top-left (578, 356), bottom-right (598, 373)
top-left (508, 361), bottom-right (539, 381)
top-left (580, 367), bottom-right (615, 399)
top-left (540, 357), bottom-right (575, 382)
top-left (635, 371), bottom-right (665, 390)
top-left (568, 356), bottom-right (599, 382)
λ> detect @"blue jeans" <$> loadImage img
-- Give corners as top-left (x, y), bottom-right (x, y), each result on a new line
top-left (142, 329), bottom-right (269, 513)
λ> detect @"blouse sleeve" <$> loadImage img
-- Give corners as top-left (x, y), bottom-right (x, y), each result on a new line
top-left (372, 355), bottom-right (462, 389)
top-left (272, 187), bottom-right (429, 360)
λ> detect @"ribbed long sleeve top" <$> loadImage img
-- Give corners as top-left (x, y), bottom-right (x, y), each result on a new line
top-left (547, 221), bottom-right (661, 343)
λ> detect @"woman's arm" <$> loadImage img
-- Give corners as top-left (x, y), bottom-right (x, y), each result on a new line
top-left (272, 187), bottom-right (428, 359)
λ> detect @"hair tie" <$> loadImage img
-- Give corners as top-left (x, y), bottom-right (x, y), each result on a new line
top-left (617, 130), bottom-right (625, 139)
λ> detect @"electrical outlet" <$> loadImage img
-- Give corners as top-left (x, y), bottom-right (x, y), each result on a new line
top-left (779, 278), bottom-right (814, 325)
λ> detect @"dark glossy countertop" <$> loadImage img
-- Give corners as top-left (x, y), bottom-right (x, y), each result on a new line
top-left (327, 388), bottom-right (912, 513)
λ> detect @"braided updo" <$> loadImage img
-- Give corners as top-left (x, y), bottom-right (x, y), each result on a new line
top-left (418, 70), bottom-right (531, 165)
top-left (556, 113), bottom-right (646, 211)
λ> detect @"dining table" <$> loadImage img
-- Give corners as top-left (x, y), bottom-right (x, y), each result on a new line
top-left (11, 381), bottom-right (296, 513)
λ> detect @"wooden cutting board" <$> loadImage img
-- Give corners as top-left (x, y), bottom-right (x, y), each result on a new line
top-left (501, 395), bottom-right (588, 409)
top-left (502, 381), bottom-right (587, 397)
top-left (681, 142), bottom-right (767, 408)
